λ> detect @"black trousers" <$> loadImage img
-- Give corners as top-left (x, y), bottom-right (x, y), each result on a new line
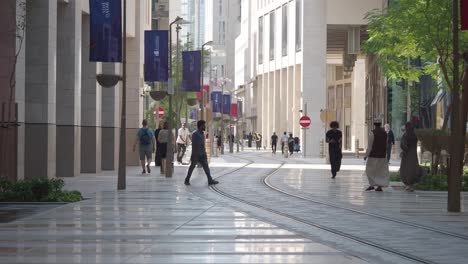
top-left (329, 146), bottom-right (342, 177)
top-left (177, 143), bottom-right (186, 162)
top-left (281, 142), bottom-right (285, 153)
top-left (185, 154), bottom-right (213, 182)
top-left (386, 144), bottom-right (392, 161)
top-left (272, 143), bottom-right (277, 153)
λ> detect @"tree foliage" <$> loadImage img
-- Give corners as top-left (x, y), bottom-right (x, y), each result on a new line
top-left (364, 0), bottom-right (468, 90)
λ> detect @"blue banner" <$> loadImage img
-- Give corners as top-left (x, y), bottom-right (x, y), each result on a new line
top-left (223, 94), bottom-right (231, 115)
top-left (190, 107), bottom-right (198, 120)
top-left (211, 91), bottom-right (222, 113)
top-left (182, 51), bottom-right (202, 92)
top-left (89, 0), bottom-right (122, 62)
top-left (144, 30), bottom-right (168, 81)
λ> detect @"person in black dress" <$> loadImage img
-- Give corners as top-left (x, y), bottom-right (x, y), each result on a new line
top-left (326, 121), bottom-right (342, 179)
top-left (154, 123), bottom-right (162, 167)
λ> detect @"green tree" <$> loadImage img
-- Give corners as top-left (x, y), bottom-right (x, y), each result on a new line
top-left (364, 0), bottom-right (468, 212)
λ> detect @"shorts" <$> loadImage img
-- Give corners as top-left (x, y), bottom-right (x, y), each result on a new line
top-left (139, 145), bottom-right (152, 161)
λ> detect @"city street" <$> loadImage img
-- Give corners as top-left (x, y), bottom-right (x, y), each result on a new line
top-left (0, 150), bottom-right (467, 264)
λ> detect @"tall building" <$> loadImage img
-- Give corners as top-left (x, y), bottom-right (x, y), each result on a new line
top-left (235, 0), bottom-right (386, 157)
top-left (0, 0), bottom-right (152, 181)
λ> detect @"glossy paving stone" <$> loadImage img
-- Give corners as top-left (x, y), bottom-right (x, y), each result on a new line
top-left (0, 160), bottom-right (368, 263)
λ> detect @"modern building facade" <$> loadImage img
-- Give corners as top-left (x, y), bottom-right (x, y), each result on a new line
top-left (0, 0), bottom-right (151, 181)
top-left (235, 0), bottom-right (386, 157)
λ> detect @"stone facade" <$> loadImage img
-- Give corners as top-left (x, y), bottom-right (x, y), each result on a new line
top-left (1, 0), bottom-right (151, 181)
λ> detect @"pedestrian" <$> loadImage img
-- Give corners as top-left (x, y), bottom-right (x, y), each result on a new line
top-left (257, 133), bottom-right (262, 150)
top-left (364, 118), bottom-right (389, 191)
top-left (154, 123), bottom-right (163, 167)
top-left (385, 123), bottom-right (395, 162)
top-left (326, 121), bottom-right (342, 179)
top-left (248, 132), bottom-right (253, 148)
top-left (216, 134), bottom-right (222, 153)
top-left (157, 122), bottom-right (169, 175)
top-left (176, 122), bottom-right (190, 164)
top-left (133, 119), bottom-right (155, 174)
top-left (271, 132), bottom-right (278, 154)
top-left (288, 133), bottom-right (294, 156)
top-left (280, 131), bottom-right (288, 154)
top-left (400, 122), bottom-right (422, 192)
top-left (184, 120), bottom-right (219, 186)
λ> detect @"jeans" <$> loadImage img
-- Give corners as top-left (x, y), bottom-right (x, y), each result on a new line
top-left (185, 154), bottom-right (213, 182)
top-left (177, 143), bottom-right (186, 162)
top-left (272, 143), bottom-right (277, 153)
top-left (329, 146), bottom-right (342, 177)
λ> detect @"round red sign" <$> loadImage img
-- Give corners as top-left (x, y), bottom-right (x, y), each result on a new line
top-left (153, 106), bottom-right (164, 119)
top-left (299, 116), bottom-right (311, 128)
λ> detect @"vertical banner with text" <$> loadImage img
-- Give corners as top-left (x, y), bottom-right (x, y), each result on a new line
top-left (182, 51), bottom-right (202, 92)
top-left (89, 0), bottom-right (122, 62)
top-left (223, 94), bottom-right (231, 115)
top-left (144, 30), bottom-right (169, 81)
top-left (211, 91), bottom-right (222, 113)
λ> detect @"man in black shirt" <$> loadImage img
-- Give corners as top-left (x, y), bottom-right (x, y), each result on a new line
top-left (326, 121), bottom-right (343, 179)
top-left (271, 132), bottom-right (278, 154)
top-left (184, 120), bottom-right (219, 186)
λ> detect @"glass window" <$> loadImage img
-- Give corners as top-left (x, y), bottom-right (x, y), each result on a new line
top-left (259, 16), bottom-right (263, 64)
top-left (282, 4), bottom-right (288, 56)
top-left (296, 0), bottom-right (302, 51)
top-left (269, 11), bottom-right (275, 61)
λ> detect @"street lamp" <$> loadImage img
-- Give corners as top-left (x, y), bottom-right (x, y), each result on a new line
top-left (201, 40), bottom-right (213, 120)
top-left (117, 0), bottom-right (127, 190)
top-left (167, 16), bottom-right (190, 178)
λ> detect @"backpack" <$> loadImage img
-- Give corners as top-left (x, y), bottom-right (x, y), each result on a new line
top-left (140, 128), bottom-right (151, 145)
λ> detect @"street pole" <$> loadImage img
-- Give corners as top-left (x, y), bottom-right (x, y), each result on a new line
top-left (166, 19), bottom-right (176, 178)
top-left (448, 0), bottom-right (461, 212)
top-left (221, 83), bottom-right (224, 154)
top-left (117, 0), bottom-right (127, 190)
top-left (201, 41), bottom-right (213, 121)
top-left (175, 25), bottom-right (181, 144)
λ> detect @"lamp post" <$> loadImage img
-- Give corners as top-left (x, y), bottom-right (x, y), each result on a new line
top-left (117, 0), bottom-right (127, 190)
top-left (167, 16), bottom-right (190, 178)
top-left (201, 41), bottom-right (213, 121)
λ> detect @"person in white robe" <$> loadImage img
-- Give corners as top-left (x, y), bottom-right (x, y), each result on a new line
top-left (364, 118), bottom-right (389, 191)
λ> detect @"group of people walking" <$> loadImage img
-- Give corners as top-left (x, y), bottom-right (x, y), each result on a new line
top-left (133, 119), bottom-right (218, 186)
top-left (326, 118), bottom-right (422, 192)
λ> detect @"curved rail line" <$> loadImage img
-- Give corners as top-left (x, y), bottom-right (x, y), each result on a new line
top-left (209, 154), bottom-right (458, 264)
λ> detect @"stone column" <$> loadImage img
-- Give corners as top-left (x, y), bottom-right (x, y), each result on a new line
top-left (56, 0), bottom-right (81, 177)
top-left (101, 63), bottom-right (119, 170)
top-left (24, 0), bottom-right (57, 179)
top-left (80, 14), bottom-right (102, 173)
top-left (125, 2), bottom-right (145, 166)
top-left (302, 0), bottom-right (326, 157)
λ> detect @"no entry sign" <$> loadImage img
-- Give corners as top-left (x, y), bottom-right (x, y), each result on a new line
top-left (299, 116), bottom-right (311, 128)
top-left (153, 106), bottom-right (164, 119)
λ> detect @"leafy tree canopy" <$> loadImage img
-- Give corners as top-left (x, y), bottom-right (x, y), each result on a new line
top-left (364, 0), bottom-right (468, 90)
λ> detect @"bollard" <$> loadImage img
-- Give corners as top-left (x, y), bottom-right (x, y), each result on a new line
top-left (355, 139), bottom-right (360, 158)
top-left (320, 139), bottom-right (325, 158)
top-left (284, 141), bottom-right (289, 158)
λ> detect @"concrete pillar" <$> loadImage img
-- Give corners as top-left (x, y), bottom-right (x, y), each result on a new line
top-left (56, 0), bottom-right (81, 177)
top-left (80, 14), bottom-right (102, 173)
top-left (302, 0), bottom-right (326, 157)
top-left (351, 58), bottom-right (367, 151)
top-left (101, 63), bottom-right (119, 170)
top-left (125, 2), bottom-right (145, 166)
top-left (24, 0), bottom-right (57, 179)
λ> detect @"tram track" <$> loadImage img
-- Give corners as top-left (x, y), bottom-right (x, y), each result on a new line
top-left (208, 153), bottom-right (466, 264)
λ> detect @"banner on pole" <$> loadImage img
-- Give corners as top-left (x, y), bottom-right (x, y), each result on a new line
top-left (211, 91), bottom-right (222, 113)
top-left (182, 51), bottom-right (202, 92)
top-left (196, 85), bottom-right (210, 104)
top-left (462, 0), bottom-right (468, 30)
top-left (89, 0), bottom-right (122, 62)
top-left (223, 94), bottom-right (231, 115)
top-left (144, 30), bottom-right (168, 81)
top-left (230, 103), bottom-right (238, 118)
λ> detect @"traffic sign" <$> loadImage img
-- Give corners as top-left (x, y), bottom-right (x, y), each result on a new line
top-left (153, 106), bottom-right (164, 118)
top-left (299, 115), bottom-right (311, 128)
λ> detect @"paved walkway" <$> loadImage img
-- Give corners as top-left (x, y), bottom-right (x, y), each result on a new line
top-left (0, 150), bottom-right (466, 263)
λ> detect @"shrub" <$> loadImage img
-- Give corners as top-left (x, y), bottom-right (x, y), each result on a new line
top-left (389, 172), bottom-right (468, 191)
top-left (0, 177), bottom-right (82, 202)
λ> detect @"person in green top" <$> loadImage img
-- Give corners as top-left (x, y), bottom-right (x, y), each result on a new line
top-left (133, 119), bottom-right (155, 174)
